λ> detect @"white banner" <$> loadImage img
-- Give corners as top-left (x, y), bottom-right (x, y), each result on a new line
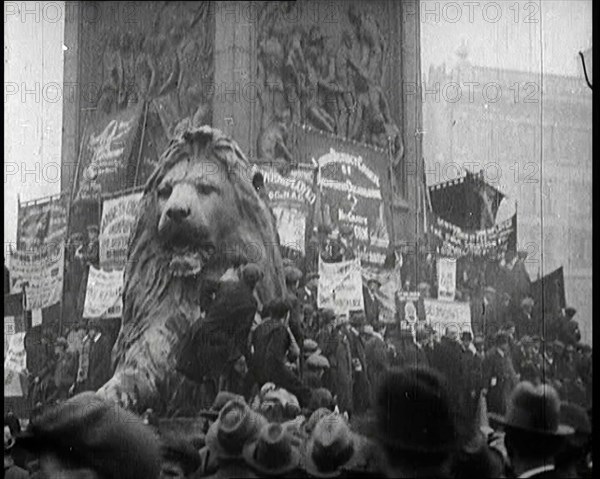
top-left (424, 299), bottom-right (472, 336)
top-left (437, 257), bottom-right (457, 302)
top-left (9, 245), bottom-right (65, 310)
top-left (4, 316), bottom-right (15, 359)
top-left (83, 266), bottom-right (124, 319)
top-left (99, 192), bottom-right (143, 269)
top-left (318, 258), bottom-right (364, 314)
top-left (4, 332), bottom-right (26, 397)
top-left (4, 332), bottom-right (26, 373)
top-left (272, 206), bottom-right (306, 253)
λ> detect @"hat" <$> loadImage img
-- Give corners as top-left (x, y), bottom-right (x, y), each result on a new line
top-left (517, 250), bottom-right (528, 259)
top-left (371, 367), bottom-right (459, 453)
top-left (306, 354), bottom-right (330, 370)
top-left (242, 263), bottom-right (263, 286)
top-left (205, 399), bottom-right (267, 459)
top-left (489, 382), bottom-right (574, 437)
top-left (199, 391), bottom-right (245, 420)
top-left (303, 339), bottom-right (321, 357)
top-left (263, 389), bottom-right (300, 411)
top-left (560, 402), bottom-right (591, 447)
top-left (321, 309), bottom-right (336, 323)
top-left (160, 434), bottom-right (201, 476)
top-left (417, 282), bottom-right (431, 291)
top-left (86, 224), bottom-right (99, 233)
top-left (285, 266), bottom-right (303, 283)
top-left (303, 414), bottom-right (361, 478)
top-left (552, 339), bottom-right (565, 350)
top-left (474, 335), bottom-right (485, 345)
top-left (308, 389), bottom-right (334, 412)
top-left (243, 423), bottom-right (301, 476)
top-left (55, 337), bottom-right (69, 349)
top-left (521, 297), bottom-right (534, 307)
top-left (349, 311), bottom-right (366, 327)
top-left (304, 409), bottom-right (333, 436)
top-left (16, 392), bottom-right (161, 479)
top-left (366, 278), bottom-right (381, 287)
top-left (565, 307), bottom-right (577, 318)
top-left (531, 335), bottom-right (542, 344)
top-left (484, 286), bottom-right (496, 295)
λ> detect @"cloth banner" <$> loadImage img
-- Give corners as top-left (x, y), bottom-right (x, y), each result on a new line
top-left (99, 191), bottom-right (143, 269)
top-left (296, 126), bottom-right (393, 267)
top-left (83, 267), bottom-right (124, 319)
top-left (74, 105), bottom-right (144, 202)
top-left (4, 332), bottom-right (26, 397)
top-left (318, 257), bottom-right (364, 314)
top-left (4, 316), bottom-right (15, 358)
top-left (531, 266), bottom-right (565, 315)
top-left (258, 165), bottom-right (316, 255)
top-left (437, 257), bottom-right (457, 301)
top-left (9, 245), bottom-right (65, 310)
top-left (17, 194), bottom-right (68, 252)
top-left (395, 291), bottom-right (426, 325)
top-left (424, 299), bottom-right (472, 336)
top-left (430, 213), bottom-right (516, 258)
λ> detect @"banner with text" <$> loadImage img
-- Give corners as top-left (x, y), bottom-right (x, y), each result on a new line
top-left (9, 246), bottom-right (65, 310)
top-left (437, 257), bottom-right (457, 301)
top-left (83, 267), bottom-right (124, 319)
top-left (430, 213), bottom-right (517, 258)
top-left (258, 165), bottom-right (316, 255)
top-left (318, 257), bottom-right (364, 314)
top-left (424, 299), bottom-right (472, 336)
top-left (296, 126), bottom-right (394, 267)
top-left (74, 105), bottom-right (144, 202)
top-left (99, 191), bottom-right (143, 269)
top-left (17, 195), bottom-right (68, 252)
top-left (4, 332), bottom-right (26, 397)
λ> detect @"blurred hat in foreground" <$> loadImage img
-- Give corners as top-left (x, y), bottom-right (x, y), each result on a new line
top-left (16, 392), bottom-right (161, 479)
top-left (489, 382), bottom-right (574, 437)
top-left (243, 422), bottom-right (301, 476)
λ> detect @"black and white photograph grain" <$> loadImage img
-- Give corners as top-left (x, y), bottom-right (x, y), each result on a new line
top-left (4, 1), bottom-right (593, 478)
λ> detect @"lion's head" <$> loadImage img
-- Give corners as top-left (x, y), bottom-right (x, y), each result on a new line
top-left (99, 126), bottom-right (285, 412)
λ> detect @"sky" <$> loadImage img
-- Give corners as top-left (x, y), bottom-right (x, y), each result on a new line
top-left (4, 1), bottom-right (65, 249)
top-left (3, 0), bottom-right (593, 247)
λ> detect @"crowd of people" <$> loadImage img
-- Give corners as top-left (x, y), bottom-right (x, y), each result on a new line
top-left (4, 368), bottom-right (592, 478)
top-left (6, 258), bottom-right (592, 478)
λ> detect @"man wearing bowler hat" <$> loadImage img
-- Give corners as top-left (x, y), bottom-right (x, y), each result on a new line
top-left (489, 382), bottom-right (574, 478)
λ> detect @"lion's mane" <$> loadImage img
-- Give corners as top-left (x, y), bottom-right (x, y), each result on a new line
top-left (99, 126), bottom-right (285, 411)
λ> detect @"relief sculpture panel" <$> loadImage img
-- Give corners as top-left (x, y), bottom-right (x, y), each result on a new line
top-left (80, 1), bottom-right (215, 136)
top-left (255, 1), bottom-right (404, 170)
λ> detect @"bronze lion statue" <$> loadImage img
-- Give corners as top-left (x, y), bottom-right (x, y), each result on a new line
top-left (97, 126), bottom-right (286, 412)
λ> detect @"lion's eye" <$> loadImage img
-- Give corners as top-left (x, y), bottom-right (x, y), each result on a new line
top-left (158, 184), bottom-right (172, 199)
top-left (196, 184), bottom-right (217, 195)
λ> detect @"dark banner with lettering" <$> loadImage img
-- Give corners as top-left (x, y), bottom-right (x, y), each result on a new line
top-left (74, 104), bottom-right (144, 202)
top-left (430, 213), bottom-right (517, 259)
top-left (294, 125), bottom-right (393, 268)
top-left (257, 164), bottom-right (317, 259)
top-left (17, 195), bottom-right (68, 252)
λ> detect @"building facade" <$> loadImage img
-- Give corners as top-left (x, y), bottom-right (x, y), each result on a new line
top-left (424, 60), bottom-right (593, 343)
